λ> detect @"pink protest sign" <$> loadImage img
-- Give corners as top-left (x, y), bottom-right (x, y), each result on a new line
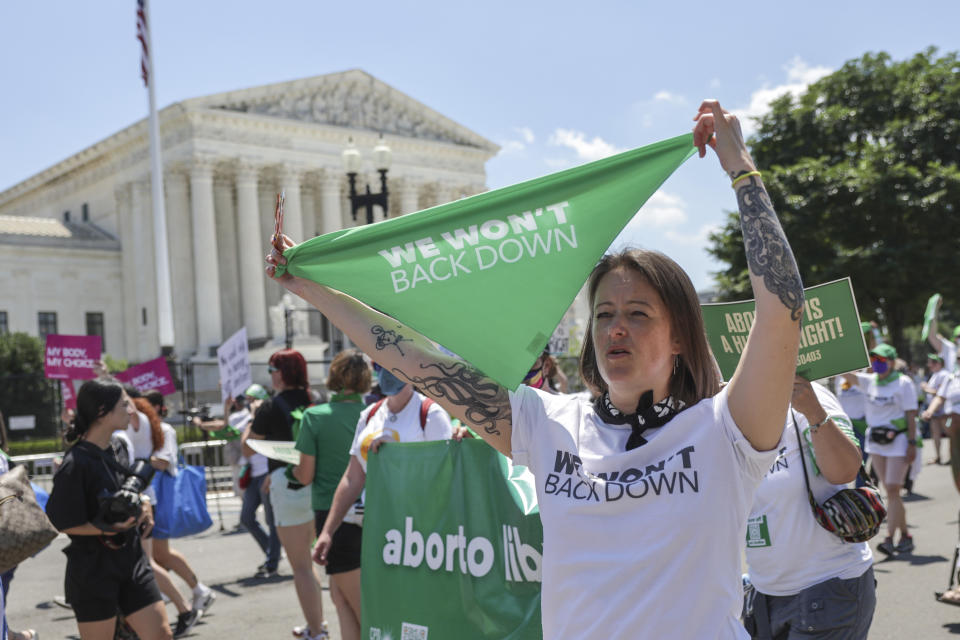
top-left (115, 357), bottom-right (177, 396)
top-left (61, 380), bottom-right (77, 410)
top-left (44, 334), bottom-right (102, 380)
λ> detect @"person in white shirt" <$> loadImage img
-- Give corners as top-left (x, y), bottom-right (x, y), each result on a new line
top-left (140, 392), bottom-right (216, 623)
top-left (921, 353), bottom-right (951, 465)
top-left (267, 100), bottom-right (805, 639)
top-left (237, 384), bottom-right (282, 578)
top-left (926, 296), bottom-right (959, 374)
top-left (842, 343), bottom-right (919, 556)
top-left (745, 378), bottom-right (874, 638)
top-left (312, 365), bottom-right (453, 564)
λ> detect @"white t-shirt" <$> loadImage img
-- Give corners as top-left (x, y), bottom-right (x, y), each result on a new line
top-left (854, 372), bottom-right (918, 457)
top-left (510, 385), bottom-right (776, 640)
top-left (228, 408), bottom-right (252, 431)
top-left (155, 422), bottom-right (179, 477)
top-left (937, 373), bottom-right (960, 415)
top-left (927, 368), bottom-right (951, 414)
top-left (746, 383), bottom-right (872, 596)
top-left (249, 452), bottom-right (269, 478)
top-left (941, 340), bottom-right (958, 374)
top-left (111, 430), bottom-right (135, 466)
top-left (349, 392), bottom-right (453, 473)
top-left (833, 377), bottom-right (866, 420)
top-left (125, 411), bottom-right (155, 460)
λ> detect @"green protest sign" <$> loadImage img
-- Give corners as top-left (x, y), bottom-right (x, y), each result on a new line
top-left (275, 134), bottom-right (696, 389)
top-left (702, 278), bottom-right (869, 381)
top-left (362, 439), bottom-right (543, 640)
top-left (245, 439), bottom-right (300, 465)
top-left (921, 293), bottom-right (941, 342)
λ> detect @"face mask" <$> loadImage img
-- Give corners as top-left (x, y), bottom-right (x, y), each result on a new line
top-left (871, 359), bottom-right (889, 374)
top-left (377, 368), bottom-right (408, 396)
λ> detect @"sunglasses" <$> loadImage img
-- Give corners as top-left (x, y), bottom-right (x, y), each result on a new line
top-left (267, 365), bottom-right (279, 373)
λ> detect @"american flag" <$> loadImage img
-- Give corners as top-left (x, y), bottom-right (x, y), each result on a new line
top-left (136, 0), bottom-right (149, 86)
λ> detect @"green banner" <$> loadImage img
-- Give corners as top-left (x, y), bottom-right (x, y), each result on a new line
top-left (275, 134), bottom-right (696, 389)
top-left (362, 439), bottom-right (543, 639)
top-left (921, 293), bottom-right (941, 342)
top-left (702, 278), bottom-right (869, 381)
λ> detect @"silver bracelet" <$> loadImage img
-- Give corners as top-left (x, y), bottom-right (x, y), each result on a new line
top-left (808, 416), bottom-right (830, 433)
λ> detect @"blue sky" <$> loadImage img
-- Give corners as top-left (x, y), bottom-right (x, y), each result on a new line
top-left (1, 1), bottom-right (956, 289)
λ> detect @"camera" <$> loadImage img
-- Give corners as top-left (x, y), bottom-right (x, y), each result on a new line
top-left (97, 459), bottom-right (156, 525)
top-left (182, 405), bottom-right (213, 422)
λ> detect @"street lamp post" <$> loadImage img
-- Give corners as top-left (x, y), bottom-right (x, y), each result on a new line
top-left (343, 134), bottom-right (392, 225)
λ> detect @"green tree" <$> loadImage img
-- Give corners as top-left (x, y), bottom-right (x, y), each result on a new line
top-left (0, 332), bottom-right (59, 440)
top-left (707, 49), bottom-right (960, 361)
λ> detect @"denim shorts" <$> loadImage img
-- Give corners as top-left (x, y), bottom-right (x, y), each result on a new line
top-left (749, 566), bottom-right (876, 639)
top-left (268, 467), bottom-right (313, 527)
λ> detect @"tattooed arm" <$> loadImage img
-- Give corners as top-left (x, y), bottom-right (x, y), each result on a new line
top-left (694, 100), bottom-right (803, 451)
top-left (266, 241), bottom-right (513, 457)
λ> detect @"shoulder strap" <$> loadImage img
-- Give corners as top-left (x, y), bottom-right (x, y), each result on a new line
top-left (419, 398), bottom-right (434, 430)
top-left (366, 398), bottom-right (387, 425)
top-left (792, 411), bottom-right (876, 494)
top-left (791, 412), bottom-right (817, 504)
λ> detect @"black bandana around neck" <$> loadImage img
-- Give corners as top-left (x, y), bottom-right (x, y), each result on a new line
top-left (594, 390), bottom-right (685, 451)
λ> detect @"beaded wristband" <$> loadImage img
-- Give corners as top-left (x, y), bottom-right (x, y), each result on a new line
top-left (731, 170), bottom-right (761, 188)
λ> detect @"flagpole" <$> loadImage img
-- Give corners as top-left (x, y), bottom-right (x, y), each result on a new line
top-left (140, 0), bottom-right (176, 354)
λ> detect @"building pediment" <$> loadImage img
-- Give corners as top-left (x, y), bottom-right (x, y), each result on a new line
top-left (183, 69), bottom-right (498, 152)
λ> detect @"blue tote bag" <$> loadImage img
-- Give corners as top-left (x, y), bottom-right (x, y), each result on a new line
top-left (151, 460), bottom-right (213, 539)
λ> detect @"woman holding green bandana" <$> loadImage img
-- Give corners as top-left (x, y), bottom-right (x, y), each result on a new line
top-left (842, 343), bottom-right (919, 555)
top-left (267, 100), bottom-right (807, 639)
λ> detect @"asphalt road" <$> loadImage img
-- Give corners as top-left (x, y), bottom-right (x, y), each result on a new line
top-left (5, 448), bottom-right (960, 639)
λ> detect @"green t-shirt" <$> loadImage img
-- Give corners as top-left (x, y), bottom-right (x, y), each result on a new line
top-left (294, 394), bottom-right (365, 511)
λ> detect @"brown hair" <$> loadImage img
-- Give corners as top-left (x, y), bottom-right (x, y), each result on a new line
top-left (133, 397), bottom-right (164, 453)
top-left (326, 349), bottom-right (372, 394)
top-left (579, 249), bottom-right (720, 407)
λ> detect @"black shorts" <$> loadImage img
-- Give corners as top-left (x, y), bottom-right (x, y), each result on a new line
top-left (64, 538), bottom-right (161, 623)
top-left (315, 510), bottom-right (362, 575)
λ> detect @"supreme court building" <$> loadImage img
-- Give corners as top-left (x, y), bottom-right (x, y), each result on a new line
top-left (0, 70), bottom-right (499, 364)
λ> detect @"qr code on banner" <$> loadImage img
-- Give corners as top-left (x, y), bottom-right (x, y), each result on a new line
top-left (368, 629), bottom-right (380, 640)
top-left (400, 622), bottom-right (429, 640)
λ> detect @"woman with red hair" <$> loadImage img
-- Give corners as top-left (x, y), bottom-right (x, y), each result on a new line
top-left (132, 398), bottom-right (206, 637)
top-left (248, 349), bottom-right (328, 640)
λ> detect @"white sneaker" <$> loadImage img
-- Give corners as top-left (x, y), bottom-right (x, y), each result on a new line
top-left (192, 585), bottom-right (215, 614)
top-left (292, 622), bottom-right (329, 638)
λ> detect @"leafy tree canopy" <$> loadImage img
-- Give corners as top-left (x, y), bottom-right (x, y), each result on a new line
top-left (0, 332), bottom-right (44, 376)
top-left (707, 48), bottom-right (960, 361)
top-left (0, 332), bottom-right (57, 439)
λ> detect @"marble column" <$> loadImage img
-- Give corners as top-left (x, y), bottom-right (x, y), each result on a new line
top-left (318, 170), bottom-right (342, 235)
top-left (434, 182), bottom-right (452, 208)
top-left (189, 159), bottom-right (223, 353)
top-left (398, 178), bottom-right (420, 216)
top-left (235, 163), bottom-right (268, 340)
top-left (214, 175), bottom-right (242, 339)
top-left (163, 170), bottom-right (198, 357)
top-left (301, 180), bottom-right (317, 239)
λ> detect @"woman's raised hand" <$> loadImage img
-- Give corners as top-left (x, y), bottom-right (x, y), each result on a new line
top-left (265, 233), bottom-right (297, 289)
top-left (692, 99), bottom-right (756, 177)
